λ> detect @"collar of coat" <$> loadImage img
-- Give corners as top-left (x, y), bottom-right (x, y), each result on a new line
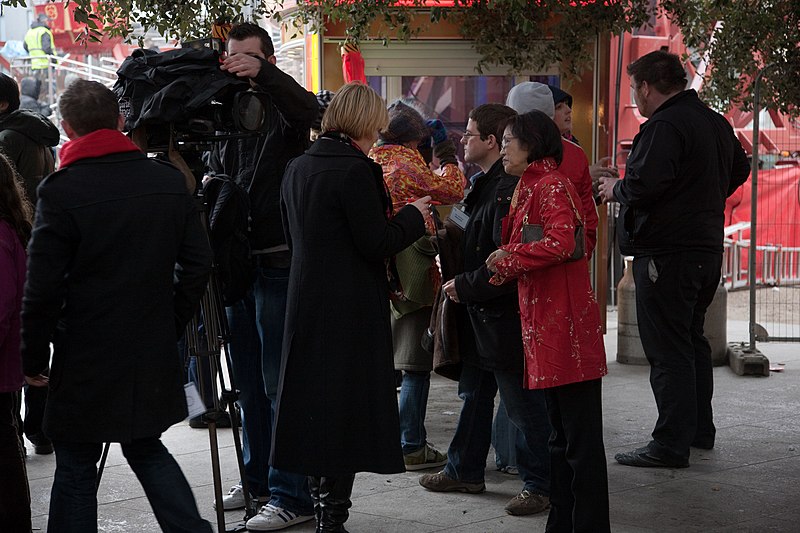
top-left (59, 129), bottom-right (141, 168)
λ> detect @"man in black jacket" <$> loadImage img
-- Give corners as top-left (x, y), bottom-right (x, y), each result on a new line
top-left (21, 79), bottom-right (212, 531)
top-left (0, 73), bottom-right (59, 203)
top-left (598, 50), bottom-right (750, 468)
top-left (206, 22), bottom-right (319, 531)
top-left (419, 104), bottom-right (551, 516)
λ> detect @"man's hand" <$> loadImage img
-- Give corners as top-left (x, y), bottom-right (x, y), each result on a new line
top-left (443, 279), bottom-right (460, 303)
top-left (598, 176), bottom-right (620, 204)
top-left (485, 249), bottom-right (511, 273)
top-left (25, 374), bottom-right (49, 387)
top-left (590, 156), bottom-right (619, 197)
top-left (221, 54), bottom-right (263, 79)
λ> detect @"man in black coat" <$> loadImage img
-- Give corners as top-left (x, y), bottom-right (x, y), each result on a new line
top-left (21, 80), bottom-right (212, 531)
top-left (0, 73), bottom-right (59, 203)
top-left (419, 104), bottom-right (552, 516)
top-left (599, 51), bottom-right (750, 468)
top-left (205, 22), bottom-right (319, 530)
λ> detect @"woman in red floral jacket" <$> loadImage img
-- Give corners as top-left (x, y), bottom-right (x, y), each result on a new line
top-left (486, 111), bottom-right (609, 533)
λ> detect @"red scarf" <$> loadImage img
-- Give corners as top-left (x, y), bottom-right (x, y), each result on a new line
top-left (59, 129), bottom-right (141, 168)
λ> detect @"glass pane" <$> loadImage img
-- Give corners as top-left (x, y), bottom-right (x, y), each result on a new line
top-left (368, 74), bottom-right (560, 177)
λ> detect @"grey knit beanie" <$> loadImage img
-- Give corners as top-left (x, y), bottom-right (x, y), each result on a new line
top-left (380, 100), bottom-right (429, 145)
top-left (505, 82), bottom-right (555, 119)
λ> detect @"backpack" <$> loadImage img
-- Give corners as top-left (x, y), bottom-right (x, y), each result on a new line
top-left (202, 174), bottom-right (255, 306)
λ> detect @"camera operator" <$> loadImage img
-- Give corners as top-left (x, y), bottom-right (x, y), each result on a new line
top-left (206, 22), bottom-right (319, 531)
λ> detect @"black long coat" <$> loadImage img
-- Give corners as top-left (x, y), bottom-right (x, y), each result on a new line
top-left (21, 151), bottom-right (212, 443)
top-left (272, 137), bottom-right (425, 476)
top-left (453, 159), bottom-right (525, 373)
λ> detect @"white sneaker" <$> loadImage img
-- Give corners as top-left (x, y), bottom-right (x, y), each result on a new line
top-left (212, 483), bottom-right (249, 511)
top-left (245, 503), bottom-right (314, 531)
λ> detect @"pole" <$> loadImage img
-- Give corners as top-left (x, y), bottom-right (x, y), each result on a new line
top-left (749, 65), bottom-right (773, 350)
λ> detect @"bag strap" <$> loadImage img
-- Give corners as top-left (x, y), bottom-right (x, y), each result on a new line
top-left (553, 176), bottom-right (583, 226)
top-left (521, 176), bottom-right (582, 226)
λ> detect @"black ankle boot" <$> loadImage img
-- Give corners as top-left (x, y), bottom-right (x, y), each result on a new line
top-left (308, 476), bottom-right (323, 533)
top-left (318, 474), bottom-right (355, 533)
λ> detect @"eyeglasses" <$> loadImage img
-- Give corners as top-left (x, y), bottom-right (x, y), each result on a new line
top-left (461, 131), bottom-right (482, 140)
top-left (501, 135), bottom-right (518, 148)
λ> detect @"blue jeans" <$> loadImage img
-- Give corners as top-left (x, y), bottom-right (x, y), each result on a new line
top-left (444, 363), bottom-right (551, 495)
top-left (398, 371), bottom-right (431, 454)
top-left (226, 265), bottom-right (312, 515)
top-left (492, 399), bottom-right (519, 470)
top-left (49, 437), bottom-right (211, 533)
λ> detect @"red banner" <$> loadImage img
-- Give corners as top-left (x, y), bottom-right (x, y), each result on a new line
top-left (34, 2), bottom-right (121, 53)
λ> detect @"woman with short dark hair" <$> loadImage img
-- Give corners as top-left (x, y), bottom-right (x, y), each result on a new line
top-left (486, 110), bottom-right (610, 532)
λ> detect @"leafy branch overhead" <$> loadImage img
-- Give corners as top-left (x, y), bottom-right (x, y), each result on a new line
top-left (10, 0), bottom-right (799, 113)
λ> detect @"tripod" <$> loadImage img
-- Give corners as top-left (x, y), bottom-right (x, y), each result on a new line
top-left (184, 195), bottom-right (255, 533)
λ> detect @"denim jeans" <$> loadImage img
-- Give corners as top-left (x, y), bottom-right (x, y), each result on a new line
top-left (398, 371), bottom-right (431, 454)
top-left (492, 398), bottom-right (518, 470)
top-left (49, 437), bottom-right (210, 533)
top-left (226, 265), bottom-right (312, 515)
top-left (444, 363), bottom-right (551, 495)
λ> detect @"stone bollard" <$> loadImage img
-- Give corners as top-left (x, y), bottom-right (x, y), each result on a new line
top-left (616, 256), bottom-right (729, 366)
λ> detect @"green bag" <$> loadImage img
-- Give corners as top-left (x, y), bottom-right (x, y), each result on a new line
top-left (390, 235), bottom-right (438, 317)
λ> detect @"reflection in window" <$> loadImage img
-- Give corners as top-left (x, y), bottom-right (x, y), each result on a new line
top-left (369, 75), bottom-right (559, 177)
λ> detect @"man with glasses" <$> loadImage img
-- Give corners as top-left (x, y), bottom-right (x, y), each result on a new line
top-left (418, 104), bottom-right (551, 517)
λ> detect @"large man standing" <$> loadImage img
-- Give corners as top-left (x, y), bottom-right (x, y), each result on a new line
top-left (207, 22), bottom-right (319, 531)
top-left (21, 80), bottom-right (213, 531)
top-left (599, 50), bottom-right (750, 468)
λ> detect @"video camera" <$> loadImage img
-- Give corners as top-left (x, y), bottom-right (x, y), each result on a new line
top-left (113, 42), bottom-right (272, 153)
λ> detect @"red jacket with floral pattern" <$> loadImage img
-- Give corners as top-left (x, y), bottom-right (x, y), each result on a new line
top-left (491, 159), bottom-right (607, 389)
top-left (370, 143), bottom-right (465, 212)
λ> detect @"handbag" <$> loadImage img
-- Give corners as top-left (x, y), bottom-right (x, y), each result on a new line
top-left (521, 177), bottom-right (585, 262)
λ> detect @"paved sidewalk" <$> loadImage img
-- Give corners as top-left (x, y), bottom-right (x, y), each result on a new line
top-left (24, 315), bottom-right (800, 532)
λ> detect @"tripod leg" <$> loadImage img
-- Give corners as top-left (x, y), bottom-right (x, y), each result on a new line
top-left (96, 442), bottom-right (111, 491)
top-left (208, 420), bottom-right (228, 533)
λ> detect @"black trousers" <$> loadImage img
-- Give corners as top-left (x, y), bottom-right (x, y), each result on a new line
top-left (0, 391), bottom-right (32, 532)
top-left (544, 379), bottom-right (609, 533)
top-left (633, 252), bottom-right (721, 461)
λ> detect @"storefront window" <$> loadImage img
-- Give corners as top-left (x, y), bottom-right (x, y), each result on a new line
top-left (368, 74), bottom-right (559, 174)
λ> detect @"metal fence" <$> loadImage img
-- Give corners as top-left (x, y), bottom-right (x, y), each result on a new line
top-left (743, 67), bottom-right (800, 346)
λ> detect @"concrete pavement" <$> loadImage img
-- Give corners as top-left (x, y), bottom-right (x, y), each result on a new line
top-left (24, 314), bottom-right (800, 532)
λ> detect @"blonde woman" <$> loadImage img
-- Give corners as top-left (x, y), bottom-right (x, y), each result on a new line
top-left (271, 82), bottom-right (431, 533)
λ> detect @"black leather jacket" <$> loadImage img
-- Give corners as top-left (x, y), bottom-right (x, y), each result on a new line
top-left (454, 159), bottom-right (524, 372)
top-left (614, 90), bottom-right (750, 256)
top-left (207, 60), bottom-right (318, 252)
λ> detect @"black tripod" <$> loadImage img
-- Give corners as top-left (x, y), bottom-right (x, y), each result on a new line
top-left (184, 194), bottom-right (256, 533)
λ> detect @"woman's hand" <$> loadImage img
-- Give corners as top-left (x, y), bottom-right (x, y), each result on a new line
top-left (485, 249), bottom-right (511, 273)
top-left (410, 195), bottom-right (433, 214)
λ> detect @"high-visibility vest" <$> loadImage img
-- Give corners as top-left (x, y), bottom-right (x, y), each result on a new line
top-left (24, 26), bottom-right (54, 70)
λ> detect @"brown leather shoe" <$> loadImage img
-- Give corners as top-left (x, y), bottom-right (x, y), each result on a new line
top-left (504, 490), bottom-right (550, 515)
top-left (418, 471), bottom-right (485, 493)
